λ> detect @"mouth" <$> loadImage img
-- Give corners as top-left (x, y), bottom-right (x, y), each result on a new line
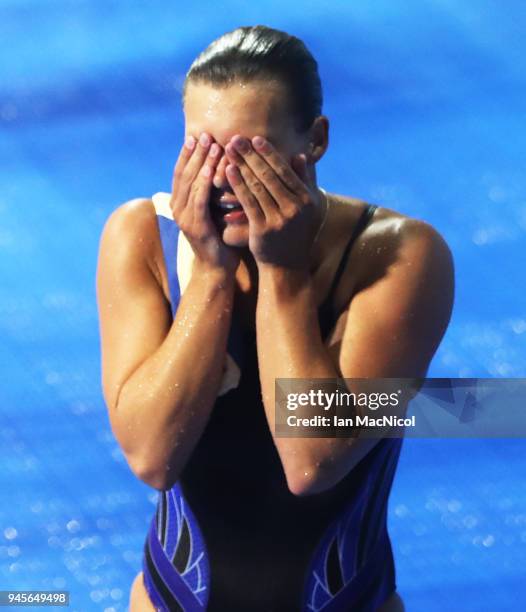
top-left (212, 197), bottom-right (247, 224)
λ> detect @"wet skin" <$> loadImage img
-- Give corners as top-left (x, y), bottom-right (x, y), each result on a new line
top-left (96, 80), bottom-right (454, 612)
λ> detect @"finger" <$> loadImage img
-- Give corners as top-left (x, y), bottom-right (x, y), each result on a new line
top-left (172, 132), bottom-right (213, 216)
top-left (213, 153), bottom-right (229, 189)
top-left (225, 142), bottom-right (280, 219)
top-left (251, 136), bottom-right (311, 198)
top-left (185, 132), bottom-right (214, 183)
top-left (230, 135), bottom-right (296, 210)
top-left (191, 143), bottom-right (222, 227)
top-left (171, 136), bottom-right (197, 193)
top-left (226, 142), bottom-right (279, 221)
top-left (225, 163), bottom-right (265, 226)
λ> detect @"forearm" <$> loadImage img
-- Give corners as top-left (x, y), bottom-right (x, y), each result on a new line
top-left (115, 266), bottom-right (235, 488)
top-left (256, 265), bottom-right (360, 494)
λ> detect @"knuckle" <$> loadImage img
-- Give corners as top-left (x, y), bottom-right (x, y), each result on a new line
top-left (283, 205), bottom-right (298, 220)
top-left (180, 167), bottom-right (194, 186)
top-left (170, 195), bottom-right (182, 214)
top-left (269, 217), bottom-right (286, 232)
top-left (178, 218), bottom-right (189, 234)
top-left (275, 166), bottom-right (289, 181)
top-left (277, 217), bottom-right (287, 231)
top-left (250, 179), bottom-right (264, 194)
top-left (261, 168), bottom-right (274, 182)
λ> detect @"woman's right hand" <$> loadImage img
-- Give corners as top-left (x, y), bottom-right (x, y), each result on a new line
top-left (169, 132), bottom-right (240, 275)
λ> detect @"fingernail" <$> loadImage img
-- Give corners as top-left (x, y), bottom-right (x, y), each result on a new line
top-left (185, 136), bottom-right (196, 150)
top-left (252, 136), bottom-right (266, 150)
top-left (200, 133), bottom-right (211, 147)
top-left (210, 143), bottom-right (220, 157)
top-left (233, 137), bottom-right (249, 153)
top-left (225, 143), bottom-right (237, 158)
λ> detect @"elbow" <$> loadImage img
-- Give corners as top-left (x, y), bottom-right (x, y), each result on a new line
top-left (285, 465), bottom-right (336, 497)
top-left (130, 457), bottom-right (177, 492)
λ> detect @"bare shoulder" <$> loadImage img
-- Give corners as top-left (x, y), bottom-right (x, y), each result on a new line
top-left (99, 197), bottom-right (158, 252)
top-left (97, 197), bottom-right (167, 294)
top-left (369, 200), bottom-right (450, 249)
top-left (338, 193), bottom-right (449, 248)
top-left (331, 193), bottom-right (453, 289)
top-left (320, 192), bottom-right (454, 347)
top-left (326, 194), bottom-right (454, 378)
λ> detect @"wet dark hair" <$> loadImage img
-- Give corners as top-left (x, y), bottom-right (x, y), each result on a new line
top-left (183, 25), bottom-right (323, 132)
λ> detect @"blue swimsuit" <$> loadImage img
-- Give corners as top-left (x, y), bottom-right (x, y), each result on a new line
top-left (142, 194), bottom-right (403, 611)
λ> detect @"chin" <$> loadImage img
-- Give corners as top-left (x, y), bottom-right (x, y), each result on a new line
top-left (221, 224), bottom-right (249, 248)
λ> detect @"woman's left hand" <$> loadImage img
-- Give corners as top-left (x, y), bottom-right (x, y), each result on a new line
top-left (224, 135), bottom-right (324, 269)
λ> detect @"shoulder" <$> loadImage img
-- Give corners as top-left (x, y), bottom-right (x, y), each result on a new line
top-left (370, 204), bottom-right (450, 256)
top-left (321, 193), bottom-right (454, 337)
top-left (329, 197), bottom-right (454, 377)
top-left (331, 194), bottom-right (453, 290)
top-left (97, 197), bottom-right (166, 289)
top-left (363, 202), bottom-right (453, 285)
top-left (343, 197), bottom-right (455, 340)
top-left (99, 197), bottom-right (158, 244)
top-left (335, 193), bottom-right (448, 247)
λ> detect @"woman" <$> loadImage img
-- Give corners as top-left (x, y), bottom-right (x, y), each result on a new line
top-left (96, 25), bottom-right (454, 611)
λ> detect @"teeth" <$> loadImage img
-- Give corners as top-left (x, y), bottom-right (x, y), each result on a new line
top-left (219, 202), bottom-right (242, 210)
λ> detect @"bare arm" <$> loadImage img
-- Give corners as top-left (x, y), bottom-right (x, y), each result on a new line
top-left (199, 133), bottom-right (454, 496)
top-left (256, 219), bottom-right (454, 495)
top-left (96, 199), bottom-right (235, 490)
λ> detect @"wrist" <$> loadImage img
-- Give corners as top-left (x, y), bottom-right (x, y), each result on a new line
top-left (192, 260), bottom-right (237, 289)
top-left (257, 264), bottom-right (311, 299)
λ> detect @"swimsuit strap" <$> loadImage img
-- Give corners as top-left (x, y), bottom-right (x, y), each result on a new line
top-left (318, 203), bottom-right (378, 340)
